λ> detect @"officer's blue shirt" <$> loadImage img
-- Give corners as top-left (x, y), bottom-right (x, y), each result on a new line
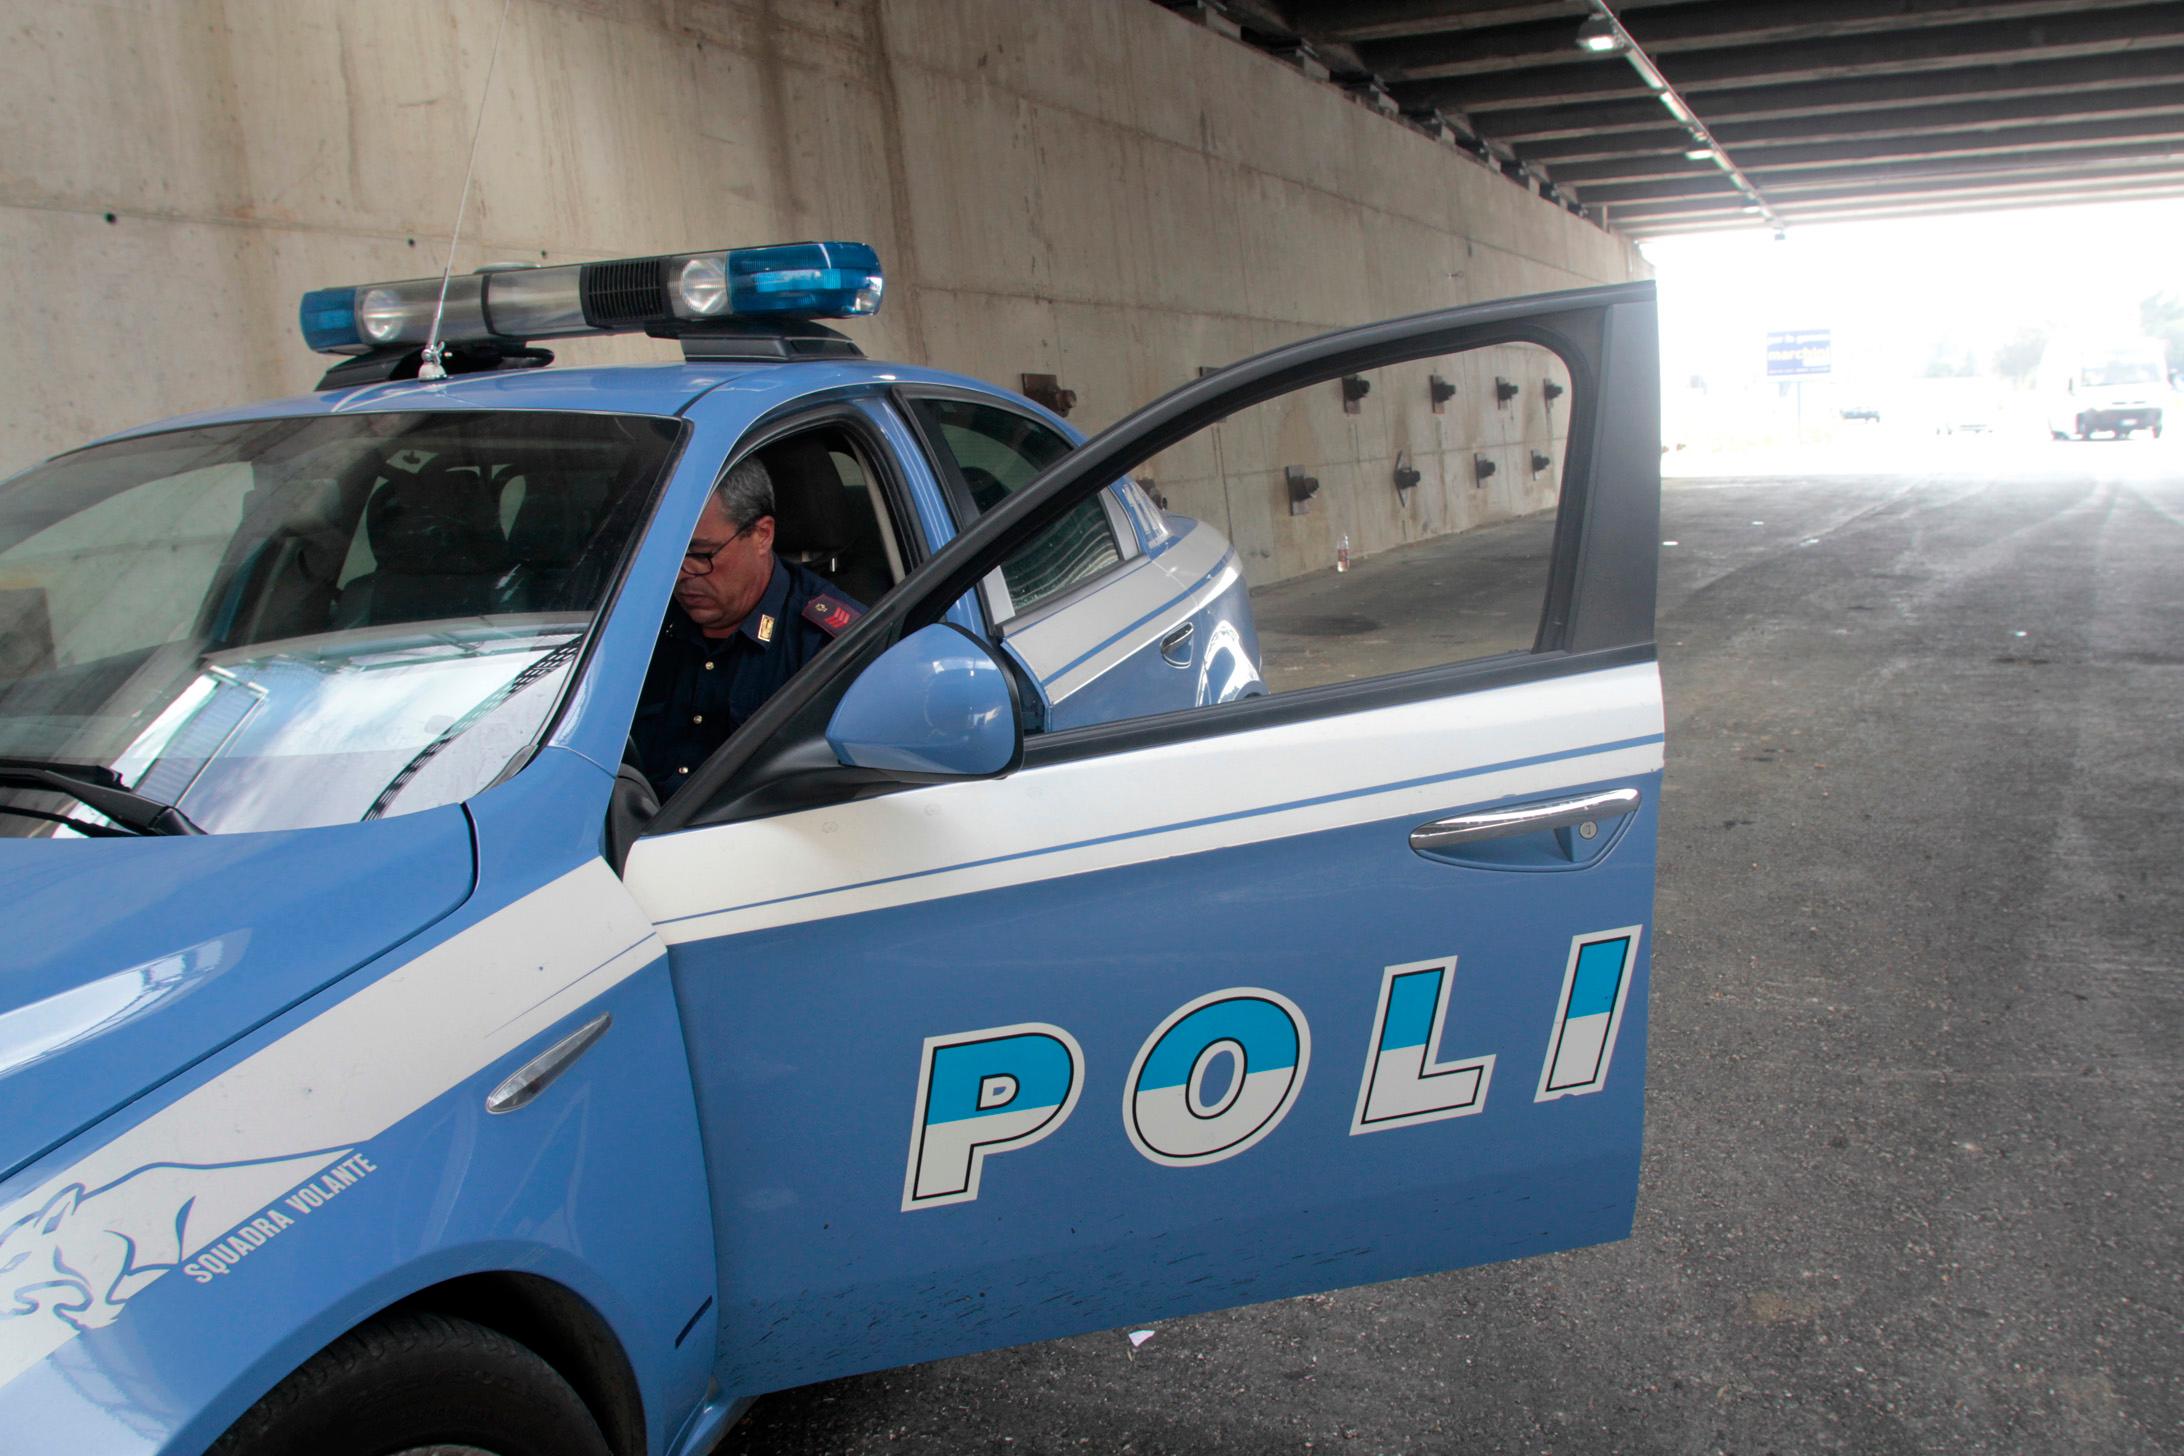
top-left (632, 557), bottom-right (862, 799)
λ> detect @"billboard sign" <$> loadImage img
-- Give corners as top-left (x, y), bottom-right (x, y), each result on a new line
top-left (1766, 329), bottom-right (1832, 377)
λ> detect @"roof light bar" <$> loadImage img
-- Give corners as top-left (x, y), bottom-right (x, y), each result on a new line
top-left (298, 240), bottom-right (883, 356)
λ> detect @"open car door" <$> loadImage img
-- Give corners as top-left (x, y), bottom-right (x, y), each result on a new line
top-left (623, 281), bottom-right (1662, 1398)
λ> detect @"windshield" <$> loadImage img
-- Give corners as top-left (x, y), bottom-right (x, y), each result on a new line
top-left (2083, 361), bottom-right (2162, 387)
top-left (0, 410), bottom-right (681, 835)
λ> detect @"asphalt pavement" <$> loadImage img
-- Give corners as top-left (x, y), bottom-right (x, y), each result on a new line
top-left (724, 434), bottom-right (2181, 1455)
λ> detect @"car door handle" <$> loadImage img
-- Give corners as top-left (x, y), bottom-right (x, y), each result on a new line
top-left (1409, 788), bottom-right (1641, 852)
top-left (1161, 622), bottom-right (1195, 667)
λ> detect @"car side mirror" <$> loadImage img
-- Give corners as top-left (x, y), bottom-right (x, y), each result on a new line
top-left (826, 623), bottom-right (1022, 781)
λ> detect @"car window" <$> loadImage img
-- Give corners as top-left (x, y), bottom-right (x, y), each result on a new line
top-left (907, 397), bottom-right (1123, 617)
top-left (996, 338), bottom-right (1579, 729)
top-left (0, 411), bottom-right (680, 835)
top-left (746, 423), bottom-right (905, 609)
top-left (0, 460), bottom-right (256, 672)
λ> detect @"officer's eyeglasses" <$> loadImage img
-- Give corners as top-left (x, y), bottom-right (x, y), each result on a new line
top-left (680, 517), bottom-right (762, 576)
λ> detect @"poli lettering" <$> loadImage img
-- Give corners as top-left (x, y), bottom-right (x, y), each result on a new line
top-left (901, 928), bottom-right (1642, 1209)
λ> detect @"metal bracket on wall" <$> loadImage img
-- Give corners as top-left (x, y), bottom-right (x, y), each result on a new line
top-left (1393, 451), bottom-right (1421, 498)
top-left (1429, 374), bottom-right (1456, 414)
top-left (1341, 375), bottom-right (1371, 414)
top-left (1494, 377), bottom-right (1520, 406)
top-left (1530, 450), bottom-right (1552, 475)
top-left (1474, 454), bottom-right (1497, 484)
top-left (1021, 373), bottom-right (1077, 417)
top-left (1543, 379), bottom-right (1565, 405)
top-left (1270, 40), bottom-right (1331, 81)
top-left (1286, 465), bottom-right (1320, 515)
top-left (1176, 1), bottom-right (1241, 40)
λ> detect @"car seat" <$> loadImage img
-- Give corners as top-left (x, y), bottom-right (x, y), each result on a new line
top-left (330, 460), bottom-right (508, 628)
top-left (762, 435), bottom-right (893, 607)
top-left (494, 465), bottom-right (613, 614)
top-left (200, 477), bottom-right (356, 648)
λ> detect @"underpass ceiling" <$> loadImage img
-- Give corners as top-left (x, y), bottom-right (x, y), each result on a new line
top-left (1159, 0), bottom-right (2184, 237)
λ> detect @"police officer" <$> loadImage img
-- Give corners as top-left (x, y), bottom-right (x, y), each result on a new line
top-left (631, 456), bottom-right (862, 800)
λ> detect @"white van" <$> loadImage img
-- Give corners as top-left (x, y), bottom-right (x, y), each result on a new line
top-left (2045, 340), bottom-right (2169, 440)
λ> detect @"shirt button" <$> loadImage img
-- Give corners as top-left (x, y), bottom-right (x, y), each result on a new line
top-left (692, 714), bottom-right (704, 724)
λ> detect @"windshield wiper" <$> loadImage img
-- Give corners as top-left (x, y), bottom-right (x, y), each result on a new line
top-left (0, 758), bottom-right (205, 836)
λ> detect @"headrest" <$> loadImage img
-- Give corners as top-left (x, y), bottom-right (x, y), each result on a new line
top-left (764, 436), bottom-right (857, 557)
top-left (506, 472), bottom-right (608, 569)
top-left (364, 460), bottom-right (504, 574)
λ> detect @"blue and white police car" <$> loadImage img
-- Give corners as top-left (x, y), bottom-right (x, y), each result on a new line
top-left (0, 241), bottom-right (1665, 1454)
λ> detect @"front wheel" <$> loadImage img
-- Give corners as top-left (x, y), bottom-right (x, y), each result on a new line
top-left (210, 1311), bottom-right (612, 1456)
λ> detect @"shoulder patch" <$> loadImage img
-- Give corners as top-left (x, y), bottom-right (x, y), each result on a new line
top-left (802, 593), bottom-right (862, 636)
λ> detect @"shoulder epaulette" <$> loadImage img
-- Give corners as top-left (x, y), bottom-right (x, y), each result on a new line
top-left (802, 592), bottom-right (862, 636)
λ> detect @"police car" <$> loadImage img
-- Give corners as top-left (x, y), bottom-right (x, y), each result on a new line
top-left (0, 241), bottom-right (1664, 1455)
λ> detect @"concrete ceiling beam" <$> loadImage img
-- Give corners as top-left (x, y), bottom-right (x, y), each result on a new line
top-left (1282, 0), bottom-right (1708, 45)
top-left (1392, 3), bottom-right (2184, 107)
top-left (1615, 180), bottom-right (2184, 232)
top-left (1604, 0), bottom-right (2145, 53)
top-left (1284, 1), bottom-right (1587, 44)
top-left (1599, 157), bottom-right (2184, 213)
top-left (1360, 0), bottom-right (2133, 80)
top-left (1516, 83), bottom-right (2184, 161)
top-left (1516, 126), bottom-right (1714, 163)
top-left (1548, 111), bottom-right (2184, 182)
top-left (1471, 51), bottom-right (2184, 137)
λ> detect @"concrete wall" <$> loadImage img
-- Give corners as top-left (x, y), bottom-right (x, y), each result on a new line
top-left (0, 0), bottom-right (1646, 582)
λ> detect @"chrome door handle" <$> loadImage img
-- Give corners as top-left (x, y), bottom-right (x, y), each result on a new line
top-left (1410, 788), bottom-right (1640, 852)
top-left (1160, 622), bottom-right (1195, 667)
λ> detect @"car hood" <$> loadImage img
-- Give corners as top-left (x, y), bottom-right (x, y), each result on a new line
top-left (0, 807), bottom-right (474, 1183)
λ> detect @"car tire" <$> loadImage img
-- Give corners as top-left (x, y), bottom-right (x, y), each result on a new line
top-left (208, 1310), bottom-right (613, 1456)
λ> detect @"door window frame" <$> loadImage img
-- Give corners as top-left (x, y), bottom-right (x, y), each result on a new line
top-left (712, 401), bottom-right (930, 583)
top-left (892, 385), bottom-right (1138, 626)
top-left (643, 284), bottom-right (1659, 837)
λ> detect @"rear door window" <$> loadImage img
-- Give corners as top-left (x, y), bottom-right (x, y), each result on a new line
top-left (906, 396), bottom-right (1125, 619)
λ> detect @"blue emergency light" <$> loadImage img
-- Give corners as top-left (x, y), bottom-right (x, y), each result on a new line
top-left (298, 240), bottom-right (883, 355)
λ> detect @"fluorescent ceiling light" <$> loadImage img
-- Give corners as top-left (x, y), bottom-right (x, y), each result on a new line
top-left (1577, 16), bottom-right (1625, 52)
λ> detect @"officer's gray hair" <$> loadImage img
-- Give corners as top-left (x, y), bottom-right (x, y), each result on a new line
top-left (713, 455), bottom-right (775, 528)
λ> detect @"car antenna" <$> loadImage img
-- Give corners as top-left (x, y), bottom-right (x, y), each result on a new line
top-left (418, 0), bottom-right (515, 382)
